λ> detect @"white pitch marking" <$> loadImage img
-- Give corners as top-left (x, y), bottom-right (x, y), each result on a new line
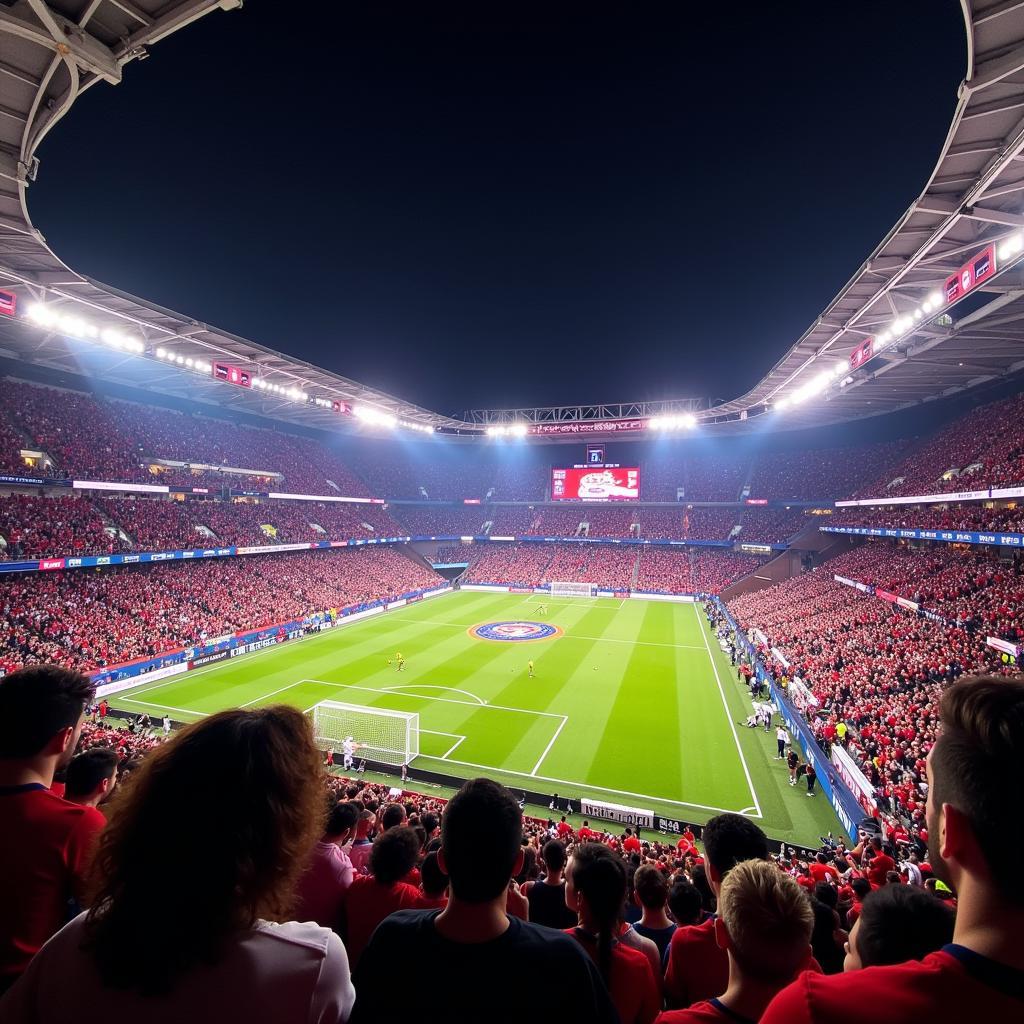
top-left (120, 698), bottom-right (208, 718)
top-left (299, 679), bottom-right (565, 718)
top-left (441, 735), bottom-right (467, 759)
top-left (413, 752), bottom-right (760, 818)
top-left (239, 680), bottom-right (303, 707)
top-left (382, 684), bottom-right (487, 705)
top-left (693, 603), bottom-right (762, 818)
top-left (530, 715), bottom-right (568, 776)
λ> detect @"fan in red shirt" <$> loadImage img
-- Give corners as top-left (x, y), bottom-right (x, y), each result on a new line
top-left (0, 665), bottom-right (97, 994)
top-left (341, 825), bottom-right (431, 967)
top-left (665, 813), bottom-right (821, 1009)
top-left (577, 820), bottom-right (598, 841)
top-left (556, 816), bottom-right (573, 839)
top-left (808, 853), bottom-right (839, 885)
top-left (622, 829), bottom-right (642, 856)
top-left (565, 842), bottom-right (660, 1024)
top-left (656, 859), bottom-right (815, 1024)
top-left (763, 676), bottom-right (1024, 1024)
top-left (864, 836), bottom-right (896, 887)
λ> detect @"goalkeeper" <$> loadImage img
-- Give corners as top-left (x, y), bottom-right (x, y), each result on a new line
top-left (342, 735), bottom-right (365, 771)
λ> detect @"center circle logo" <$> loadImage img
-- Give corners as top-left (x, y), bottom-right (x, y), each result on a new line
top-left (470, 620), bottom-right (563, 642)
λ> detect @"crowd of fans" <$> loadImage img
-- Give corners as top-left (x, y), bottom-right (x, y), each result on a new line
top-left (748, 442), bottom-right (910, 502)
top-left (5, 666), bottom-right (1022, 1021)
top-left (0, 494), bottom-right (405, 560)
top-left (0, 547), bottom-right (443, 674)
top-left (858, 391), bottom-right (1024, 498)
top-left (460, 542), bottom-right (764, 595)
top-left (833, 500), bottom-right (1024, 535)
top-left (739, 506), bottom-right (811, 544)
top-left (727, 541), bottom-right (1024, 843)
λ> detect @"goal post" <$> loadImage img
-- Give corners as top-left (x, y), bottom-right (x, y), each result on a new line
top-left (311, 700), bottom-right (419, 766)
top-left (549, 581), bottom-right (598, 598)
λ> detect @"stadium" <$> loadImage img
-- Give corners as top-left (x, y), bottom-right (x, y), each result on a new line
top-left (0, 3), bottom-right (1022, 1022)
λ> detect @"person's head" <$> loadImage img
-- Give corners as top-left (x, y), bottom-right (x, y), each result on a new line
top-left (421, 811), bottom-right (438, 837)
top-left (542, 839), bottom-right (568, 877)
top-left (0, 665), bottom-right (94, 772)
top-left (850, 876), bottom-right (871, 902)
top-left (844, 884), bottom-right (955, 971)
top-left (633, 864), bottom-right (669, 911)
top-left (65, 747), bottom-right (119, 805)
top-left (420, 851), bottom-right (447, 899)
top-left (813, 881), bottom-right (838, 909)
top-left (714, 859), bottom-right (814, 984)
top-left (668, 875), bottom-right (703, 925)
top-left (565, 843), bottom-right (627, 986)
top-left (928, 675), bottom-right (1024, 907)
top-left (324, 800), bottom-right (358, 843)
top-left (691, 863), bottom-right (717, 913)
top-left (83, 706), bottom-right (325, 994)
top-left (381, 802), bottom-right (407, 831)
top-left (368, 826), bottom-right (419, 883)
top-left (702, 813), bottom-right (770, 891)
top-left (439, 778), bottom-right (523, 903)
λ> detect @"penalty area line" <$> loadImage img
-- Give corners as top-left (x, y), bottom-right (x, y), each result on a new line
top-left (530, 715), bottom-right (568, 776)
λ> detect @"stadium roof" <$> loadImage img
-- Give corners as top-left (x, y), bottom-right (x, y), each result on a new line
top-left (1, 1), bottom-right (1024, 440)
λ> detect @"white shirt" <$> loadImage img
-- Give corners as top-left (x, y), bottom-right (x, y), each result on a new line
top-left (342, 739), bottom-right (355, 756)
top-left (0, 914), bottom-right (355, 1023)
top-left (777, 728), bottom-right (789, 742)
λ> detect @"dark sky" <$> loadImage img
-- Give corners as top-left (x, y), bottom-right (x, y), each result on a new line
top-left (30, 1), bottom-right (966, 418)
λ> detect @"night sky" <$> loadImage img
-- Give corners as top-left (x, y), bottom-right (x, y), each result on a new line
top-left (30, 1), bottom-right (966, 418)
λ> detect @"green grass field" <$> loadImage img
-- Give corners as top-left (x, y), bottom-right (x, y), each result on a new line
top-left (109, 591), bottom-right (839, 847)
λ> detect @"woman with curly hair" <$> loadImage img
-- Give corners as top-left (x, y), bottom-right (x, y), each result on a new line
top-left (0, 705), bottom-right (355, 1022)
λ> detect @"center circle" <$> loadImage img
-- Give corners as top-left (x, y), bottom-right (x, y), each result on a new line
top-left (469, 620), bottom-right (563, 642)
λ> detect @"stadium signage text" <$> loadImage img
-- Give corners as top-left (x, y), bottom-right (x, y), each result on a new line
top-left (823, 524), bottom-right (1024, 548)
top-left (580, 798), bottom-right (655, 829)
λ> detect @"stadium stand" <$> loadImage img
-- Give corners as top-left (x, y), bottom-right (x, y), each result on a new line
top-left (0, 547), bottom-right (442, 674)
top-left (748, 442), bottom-right (910, 501)
top-left (832, 501), bottom-right (1024, 534)
top-left (738, 506), bottom-right (810, 544)
top-left (727, 541), bottom-right (1024, 847)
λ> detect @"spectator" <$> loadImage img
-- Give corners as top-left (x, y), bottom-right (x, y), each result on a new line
top-left (762, 676), bottom-right (1024, 1022)
top-left (656, 859), bottom-right (814, 1023)
top-left (350, 778), bottom-right (618, 1024)
top-left (843, 884), bottom-right (955, 970)
top-left (0, 705), bottom-right (355, 1021)
top-left (668, 876), bottom-right (706, 928)
top-left (665, 814), bottom-right (770, 1008)
top-left (564, 843), bottom-right (661, 1024)
top-left (0, 665), bottom-right (97, 994)
top-left (292, 799), bottom-right (358, 928)
top-left (341, 826), bottom-right (425, 967)
top-left (63, 747), bottom-right (119, 815)
top-left (348, 809), bottom-right (375, 876)
top-left (524, 839), bottom-right (577, 929)
top-left (418, 851), bottom-right (448, 909)
top-left (633, 864), bottom-right (678, 962)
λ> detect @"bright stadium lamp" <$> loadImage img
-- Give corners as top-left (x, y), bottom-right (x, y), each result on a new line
top-left (681, 413), bottom-right (697, 428)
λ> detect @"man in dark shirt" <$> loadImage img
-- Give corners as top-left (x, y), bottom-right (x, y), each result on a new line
top-left (351, 778), bottom-right (617, 1023)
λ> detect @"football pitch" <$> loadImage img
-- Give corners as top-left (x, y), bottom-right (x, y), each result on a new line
top-left (109, 591), bottom-right (839, 846)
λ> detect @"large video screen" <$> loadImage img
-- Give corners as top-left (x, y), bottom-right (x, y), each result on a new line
top-left (551, 466), bottom-right (641, 502)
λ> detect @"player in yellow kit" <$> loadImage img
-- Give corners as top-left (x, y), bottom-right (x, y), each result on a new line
top-left (528, 659), bottom-right (535, 678)
top-left (395, 651), bottom-right (405, 672)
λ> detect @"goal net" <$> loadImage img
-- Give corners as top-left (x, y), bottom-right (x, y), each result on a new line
top-left (311, 700), bottom-right (420, 766)
top-left (549, 581), bottom-right (598, 598)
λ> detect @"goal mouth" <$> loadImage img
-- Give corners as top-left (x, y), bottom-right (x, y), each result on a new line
top-left (311, 700), bottom-right (419, 767)
top-left (549, 582), bottom-right (600, 598)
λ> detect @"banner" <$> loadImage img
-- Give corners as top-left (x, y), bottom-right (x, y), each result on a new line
top-left (831, 744), bottom-right (876, 815)
top-left (986, 636), bottom-right (1020, 658)
top-left (823, 524), bottom-right (1024, 547)
top-left (580, 798), bottom-right (654, 829)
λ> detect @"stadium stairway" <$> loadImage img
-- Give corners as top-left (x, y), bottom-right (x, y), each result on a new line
top-left (719, 523), bottom-right (856, 602)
